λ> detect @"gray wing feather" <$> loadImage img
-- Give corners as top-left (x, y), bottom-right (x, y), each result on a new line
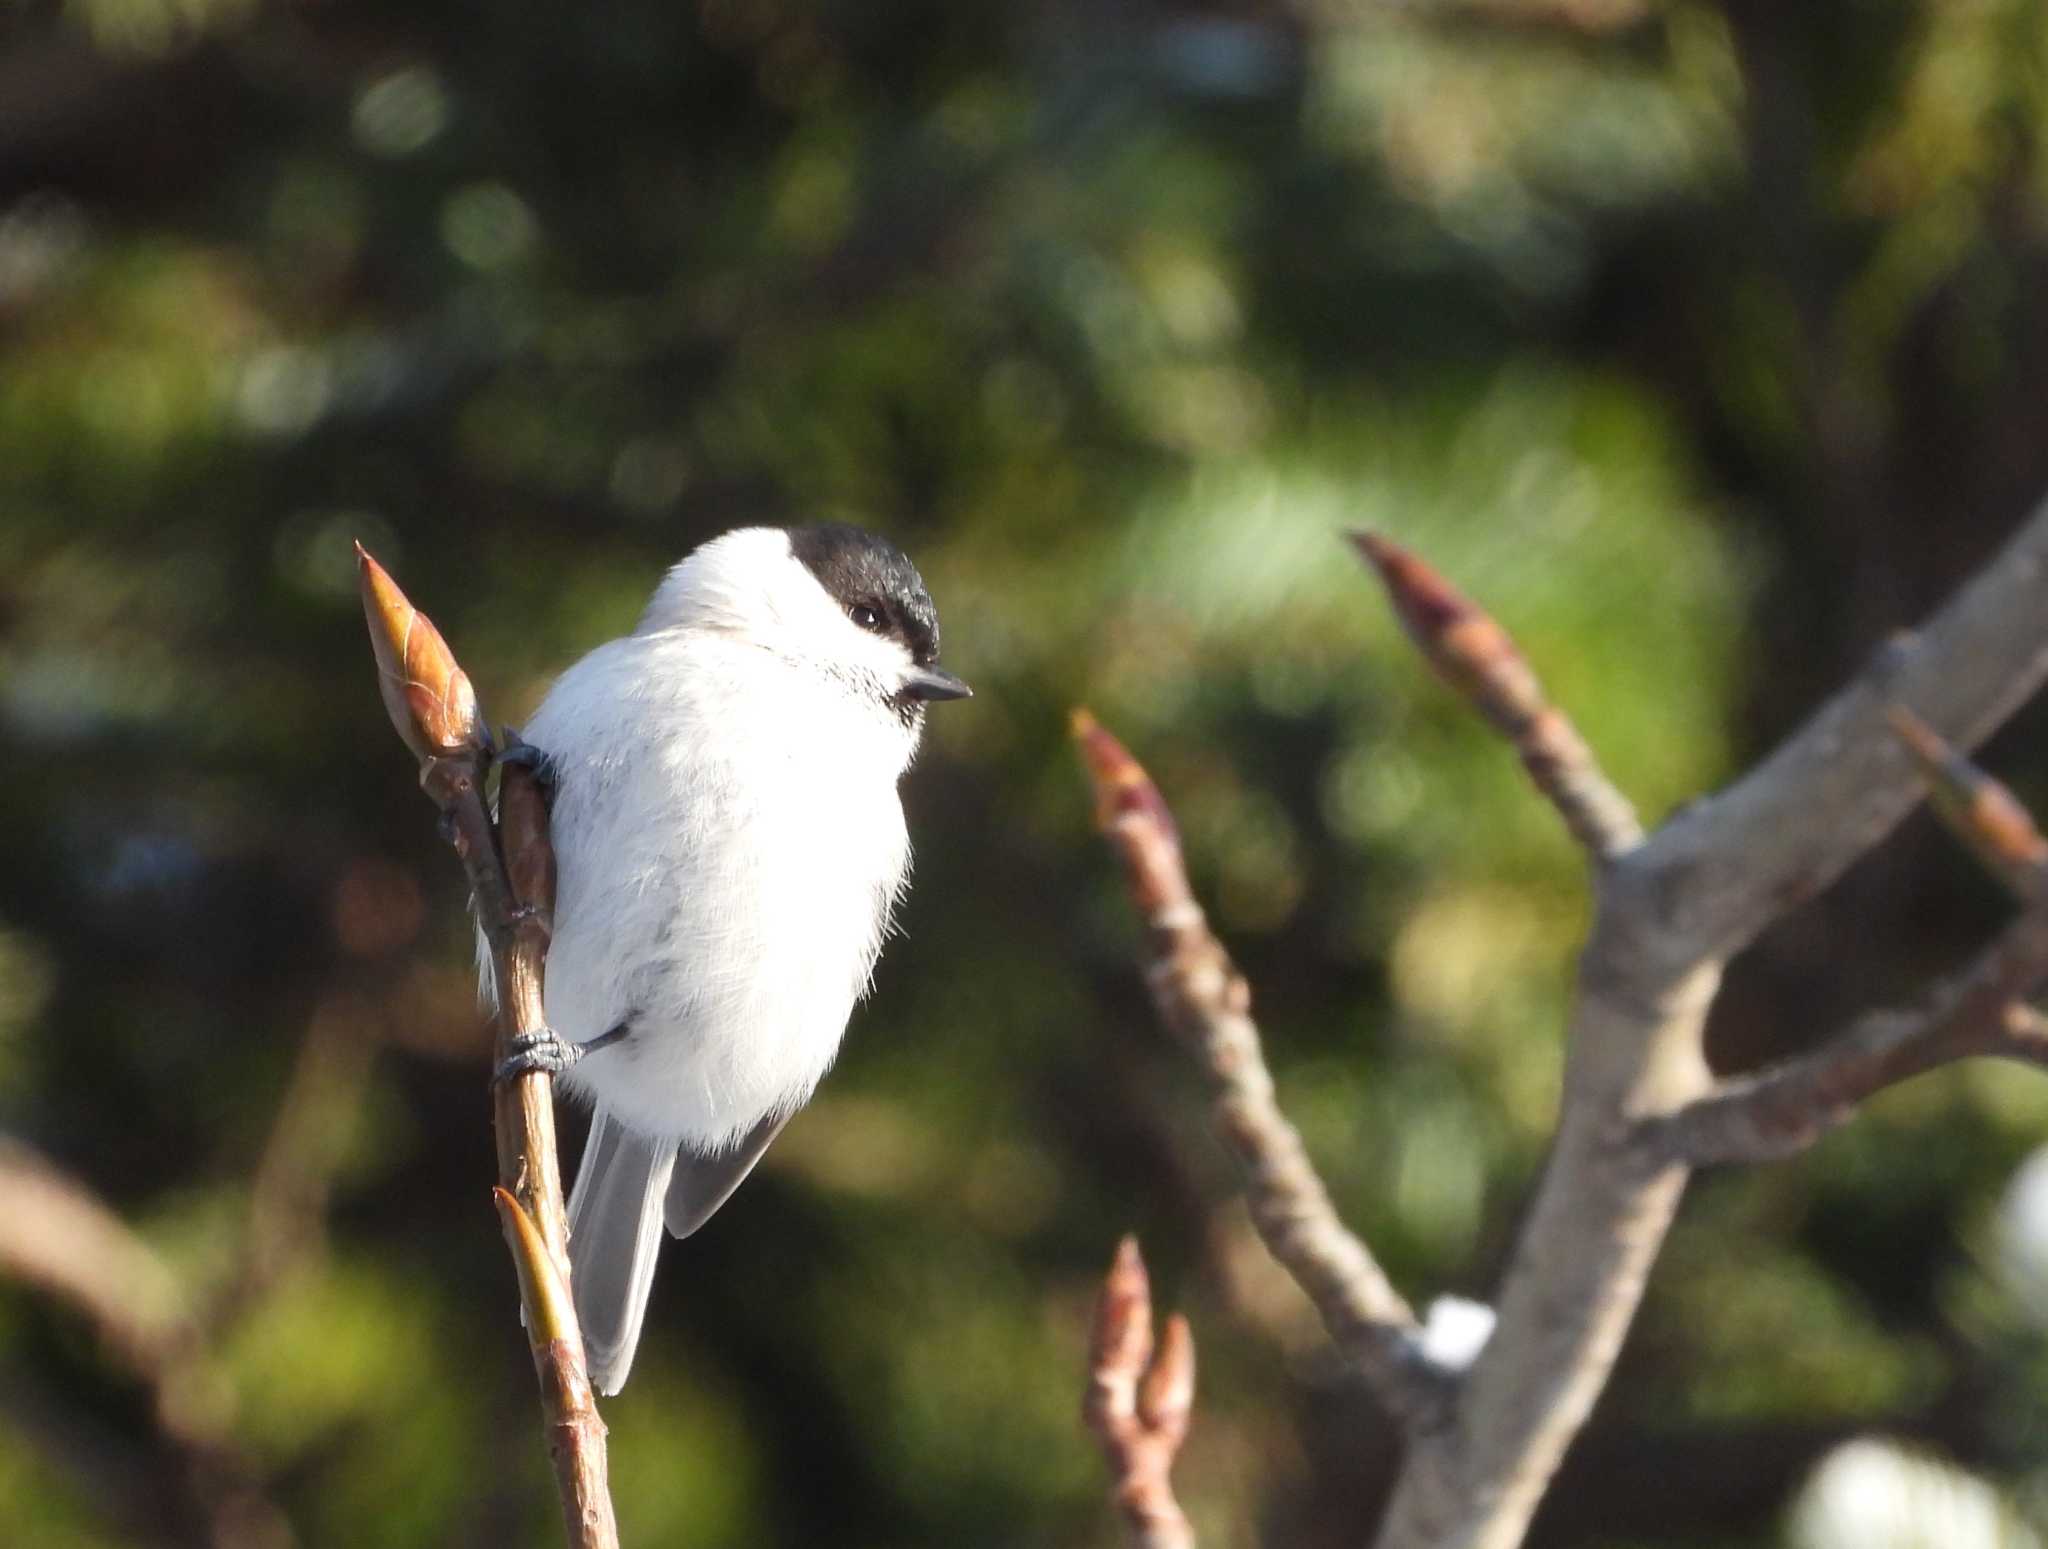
top-left (566, 1108), bottom-right (679, 1396)
top-left (665, 1111), bottom-right (790, 1239)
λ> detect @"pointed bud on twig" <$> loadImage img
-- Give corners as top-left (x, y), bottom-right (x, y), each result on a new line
top-left (493, 1187), bottom-right (577, 1347)
top-left (1072, 711), bottom-right (1182, 849)
top-left (1071, 711), bottom-right (1194, 924)
top-left (1083, 1235), bottom-right (1197, 1549)
top-left (1088, 1234), bottom-right (1156, 1407)
top-left (1137, 1313), bottom-right (1196, 1448)
top-left (1348, 531), bottom-right (1544, 736)
top-left (357, 543), bottom-right (485, 764)
top-left (1348, 531), bottom-right (1643, 859)
top-left (1889, 705), bottom-right (2048, 900)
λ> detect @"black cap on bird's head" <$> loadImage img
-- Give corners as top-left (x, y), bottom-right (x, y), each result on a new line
top-left (787, 524), bottom-right (972, 703)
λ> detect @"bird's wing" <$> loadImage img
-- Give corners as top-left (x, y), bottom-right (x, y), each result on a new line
top-left (664, 1110), bottom-right (791, 1239)
top-left (566, 1107), bottom-right (679, 1395)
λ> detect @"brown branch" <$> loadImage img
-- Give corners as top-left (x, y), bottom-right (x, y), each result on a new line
top-left (1637, 900), bottom-right (2048, 1166)
top-left (0, 1134), bottom-right (291, 1549)
top-left (1639, 711), bottom-right (2048, 1167)
top-left (1072, 711), bottom-right (1454, 1430)
top-left (357, 544), bottom-right (619, 1549)
top-left (1084, 1237), bottom-right (1198, 1549)
top-left (1371, 502), bottom-right (2048, 1549)
top-left (1350, 532), bottom-right (1644, 861)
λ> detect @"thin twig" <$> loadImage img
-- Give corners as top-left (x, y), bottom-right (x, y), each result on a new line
top-left (357, 544), bottom-right (619, 1549)
top-left (1637, 899), bottom-right (2048, 1166)
top-left (1084, 1237), bottom-right (1198, 1549)
top-left (1350, 531), bottom-right (1644, 862)
top-left (1072, 711), bottom-right (1454, 1430)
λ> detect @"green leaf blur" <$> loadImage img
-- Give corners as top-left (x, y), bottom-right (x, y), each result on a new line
top-left (5, 1), bottom-right (2048, 1545)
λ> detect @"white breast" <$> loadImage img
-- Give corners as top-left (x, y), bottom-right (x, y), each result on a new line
top-left (526, 630), bottom-right (913, 1148)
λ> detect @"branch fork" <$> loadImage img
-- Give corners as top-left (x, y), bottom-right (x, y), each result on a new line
top-left (1076, 506), bottom-right (2048, 1549)
top-left (1085, 1237), bottom-right (1199, 1549)
top-left (1638, 709), bottom-right (2048, 1170)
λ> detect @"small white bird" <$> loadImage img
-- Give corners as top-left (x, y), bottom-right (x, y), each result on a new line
top-left (492, 524), bottom-right (969, 1393)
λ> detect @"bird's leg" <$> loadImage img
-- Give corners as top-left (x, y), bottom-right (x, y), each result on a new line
top-left (494, 732), bottom-right (558, 809)
top-left (492, 1020), bottom-right (630, 1086)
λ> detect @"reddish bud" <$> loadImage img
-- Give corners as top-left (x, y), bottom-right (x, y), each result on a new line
top-left (1070, 712), bottom-right (1195, 923)
top-left (1889, 706), bottom-right (2048, 900)
top-left (358, 543), bottom-right (484, 763)
top-left (1137, 1312), bottom-right (1196, 1446)
top-left (1349, 531), bottom-right (1546, 735)
top-left (1089, 1235), bottom-right (1155, 1392)
top-left (1072, 711), bottom-right (1181, 847)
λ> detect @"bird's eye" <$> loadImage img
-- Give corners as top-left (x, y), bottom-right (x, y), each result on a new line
top-left (849, 603), bottom-right (885, 632)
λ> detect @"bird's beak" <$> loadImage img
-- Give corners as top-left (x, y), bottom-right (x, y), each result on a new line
top-left (903, 666), bottom-right (973, 702)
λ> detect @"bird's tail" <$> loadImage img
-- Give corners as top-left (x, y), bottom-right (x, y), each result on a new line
top-left (566, 1108), bottom-right (679, 1395)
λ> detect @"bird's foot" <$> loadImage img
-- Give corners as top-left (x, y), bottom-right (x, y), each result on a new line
top-left (494, 1026), bottom-right (583, 1085)
top-left (491, 1020), bottom-right (630, 1086)
top-left (494, 734), bottom-right (557, 804)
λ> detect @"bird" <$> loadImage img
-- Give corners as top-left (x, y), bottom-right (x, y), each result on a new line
top-left (490, 523), bottom-right (970, 1393)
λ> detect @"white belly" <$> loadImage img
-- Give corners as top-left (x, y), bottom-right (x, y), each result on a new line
top-left (526, 633), bottom-right (913, 1148)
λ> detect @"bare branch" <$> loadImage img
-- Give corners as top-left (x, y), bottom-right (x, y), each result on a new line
top-left (1350, 530), bottom-right (1644, 862)
top-left (0, 1134), bottom-right (191, 1375)
top-left (0, 1134), bottom-right (291, 1549)
top-left (1641, 505), bottom-right (2048, 965)
top-left (1638, 713), bottom-right (2048, 1167)
top-left (1084, 1237), bottom-right (1198, 1549)
top-left (357, 544), bottom-right (619, 1549)
top-left (1072, 711), bottom-right (1454, 1430)
top-left (1637, 900), bottom-right (2048, 1166)
top-left (1372, 502), bottom-right (2048, 1549)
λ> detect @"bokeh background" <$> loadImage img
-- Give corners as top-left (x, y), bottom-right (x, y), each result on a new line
top-left (8, 0), bottom-right (2048, 1544)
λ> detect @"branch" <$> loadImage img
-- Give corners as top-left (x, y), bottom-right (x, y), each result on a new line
top-left (1072, 711), bottom-right (1454, 1430)
top-left (357, 545), bottom-right (619, 1549)
top-left (1371, 501), bottom-right (2048, 1549)
top-left (1640, 715), bottom-right (2048, 1167)
top-left (0, 1134), bottom-right (290, 1549)
top-left (1637, 900), bottom-right (2048, 1166)
top-left (1084, 1237), bottom-right (1198, 1549)
top-left (1640, 506), bottom-right (2048, 964)
top-left (1350, 531), bottom-right (1644, 862)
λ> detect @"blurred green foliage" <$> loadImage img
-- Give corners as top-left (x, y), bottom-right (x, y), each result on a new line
top-left (6, 0), bottom-right (2048, 1544)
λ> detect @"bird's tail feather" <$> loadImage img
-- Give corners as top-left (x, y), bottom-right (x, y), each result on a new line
top-left (566, 1108), bottom-right (678, 1395)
